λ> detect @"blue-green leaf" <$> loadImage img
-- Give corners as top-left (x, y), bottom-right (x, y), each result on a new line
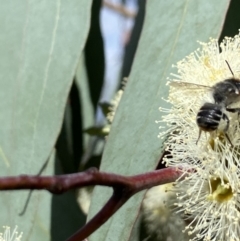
top-left (0, 1), bottom-right (92, 240)
top-left (88, 0), bottom-right (230, 240)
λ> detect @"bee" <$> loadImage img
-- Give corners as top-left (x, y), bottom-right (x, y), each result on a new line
top-left (169, 61), bottom-right (240, 146)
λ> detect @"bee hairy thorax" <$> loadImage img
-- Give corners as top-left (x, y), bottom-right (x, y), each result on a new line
top-left (212, 78), bottom-right (240, 106)
top-left (196, 77), bottom-right (240, 146)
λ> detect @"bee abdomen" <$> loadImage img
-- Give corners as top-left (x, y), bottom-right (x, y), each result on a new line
top-left (196, 103), bottom-right (222, 131)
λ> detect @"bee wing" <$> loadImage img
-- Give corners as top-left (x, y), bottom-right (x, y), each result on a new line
top-left (168, 81), bottom-right (212, 92)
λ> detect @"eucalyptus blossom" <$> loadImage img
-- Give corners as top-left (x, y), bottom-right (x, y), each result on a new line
top-left (155, 33), bottom-right (240, 241)
top-left (0, 226), bottom-right (22, 241)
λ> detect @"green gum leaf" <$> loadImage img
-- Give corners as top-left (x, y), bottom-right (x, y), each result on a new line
top-left (88, 0), bottom-right (230, 240)
top-left (0, 1), bottom-right (92, 240)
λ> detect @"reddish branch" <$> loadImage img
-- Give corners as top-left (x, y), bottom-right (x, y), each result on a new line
top-left (0, 167), bottom-right (184, 241)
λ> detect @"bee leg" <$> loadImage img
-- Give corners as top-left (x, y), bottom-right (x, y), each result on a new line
top-left (196, 129), bottom-right (202, 145)
top-left (226, 107), bottom-right (240, 118)
top-left (223, 113), bottom-right (230, 132)
top-left (222, 113), bottom-right (234, 147)
top-left (225, 134), bottom-right (234, 147)
top-left (226, 107), bottom-right (240, 112)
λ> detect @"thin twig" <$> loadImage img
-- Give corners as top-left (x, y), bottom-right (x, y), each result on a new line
top-left (66, 189), bottom-right (130, 241)
top-left (0, 167), bottom-right (183, 193)
top-left (0, 167), bottom-right (185, 240)
top-left (66, 167), bottom-right (184, 241)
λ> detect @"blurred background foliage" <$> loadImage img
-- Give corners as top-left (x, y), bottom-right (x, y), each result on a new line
top-left (1, 0), bottom-right (240, 241)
